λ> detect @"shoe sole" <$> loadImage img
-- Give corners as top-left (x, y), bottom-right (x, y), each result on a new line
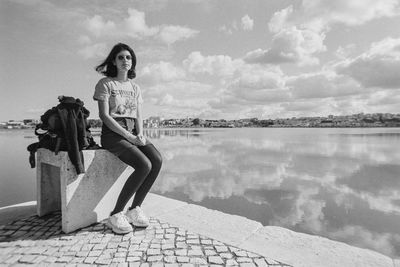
top-left (106, 221), bottom-right (133, 234)
top-left (130, 221), bottom-right (149, 228)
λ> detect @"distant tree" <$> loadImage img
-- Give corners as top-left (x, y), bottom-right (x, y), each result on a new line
top-left (193, 118), bottom-right (200, 125)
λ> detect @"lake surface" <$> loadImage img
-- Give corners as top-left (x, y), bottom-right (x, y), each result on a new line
top-left (1, 127), bottom-right (399, 258)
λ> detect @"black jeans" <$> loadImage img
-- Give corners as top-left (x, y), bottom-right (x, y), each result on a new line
top-left (101, 118), bottom-right (162, 215)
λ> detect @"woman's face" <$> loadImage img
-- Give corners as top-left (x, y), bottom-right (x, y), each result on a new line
top-left (114, 50), bottom-right (132, 74)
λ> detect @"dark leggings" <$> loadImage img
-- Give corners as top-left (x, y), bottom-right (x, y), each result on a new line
top-left (110, 143), bottom-right (162, 215)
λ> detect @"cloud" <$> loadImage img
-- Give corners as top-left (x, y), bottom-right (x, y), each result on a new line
top-left (273, 1), bottom-right (400, 33)
top-left (268, 5), bottom-right (294, 33)
top-left (330, 225), bottom-right (398, 257)
top-left (253, 0), bottom-right (400, 66)
top-left (219, 14), bottom-right (255, 34)
top-left (301, 0), bottom-right (400, 30)
top-left (241, 14), bottom-right (254, 31)
top-left (157, 25), bottom-right (199, 45)
top-left (123, 8), bottom-right (159, 38)
top-left (84, 15), bottom-right (116, 38)
top-left (139, 61), bottom-right (186, 84)
top-left (82, 8), bottom-right (198, 45)
top-left (244, 26), bottom-right (326, 66)
top-left (336, 37), bottom-right (400, 89)
top-left (287, 71), bottom-right (363, 99)
top-left (77, 42), bottom-right (107, 59)
top-left (183, 51), bottom-right (243, 78)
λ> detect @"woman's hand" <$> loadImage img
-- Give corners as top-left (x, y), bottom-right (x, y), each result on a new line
top-left (126, 133), bottom-right (146, 146)
top-left (137, 133), bottom-right (147, 145)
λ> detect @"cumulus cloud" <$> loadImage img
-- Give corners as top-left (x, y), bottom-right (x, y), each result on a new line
top-left (251, 0), bottom-right (400, 66)
top-left (287, 72), bottom-right (363, 99)
top-left (241, 14), bottom-right (254, 31)
top-left (219, 14), bottom-right (254, 34)
top-left (158, 25), bottom-right (199, 45)
top-left (301, 0), bottom-right (400, 30)
top-left (84, 15), bottom-right (116, 38)
top-left (139, 61), bottom-right (186, 84)
top-left (78, 42), bottom-right (107, 59)
top-left (83, 8), bottom-right (198, 45)
top-left (183, 51), bottom-right (243, 77)
top-left (244, 26), bottom-right (326, 66)
top-left (123, 8), bottom-right (159, 38)
top-left (336, 37), bottom-right (400, 89)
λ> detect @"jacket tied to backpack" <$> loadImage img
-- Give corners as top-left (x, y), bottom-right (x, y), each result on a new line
top-left (27, 96), bottom-right (99, 174)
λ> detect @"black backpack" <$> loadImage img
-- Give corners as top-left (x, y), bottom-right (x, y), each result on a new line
top-left (27, 96), bottom-right (100, 173)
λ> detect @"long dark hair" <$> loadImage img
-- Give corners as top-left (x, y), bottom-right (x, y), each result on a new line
top-left (95, 43), bottom-right (137, 79)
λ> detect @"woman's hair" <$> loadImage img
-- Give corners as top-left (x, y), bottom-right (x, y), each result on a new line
top-left (95, 43), bottom-right (137, 79)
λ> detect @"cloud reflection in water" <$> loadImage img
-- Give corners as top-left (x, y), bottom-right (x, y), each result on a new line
top-left (146, 128), bottom-right (400, 257)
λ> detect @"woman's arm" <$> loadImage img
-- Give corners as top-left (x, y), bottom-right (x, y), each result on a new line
top-left (135, 102), bottom-right (146, 145)
top-left (136, 102), bottom-right (144, 136)
top-left (97, 100), bottom-right (138, 143)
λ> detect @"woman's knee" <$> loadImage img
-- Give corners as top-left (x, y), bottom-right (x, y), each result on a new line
top-left (138, 157), bottom-right (152, 176)
top-left (153, 151), bottom-right (162, 169)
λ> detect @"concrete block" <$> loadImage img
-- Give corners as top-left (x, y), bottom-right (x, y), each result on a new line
top-left (36, 148), bottom-right (133, 233)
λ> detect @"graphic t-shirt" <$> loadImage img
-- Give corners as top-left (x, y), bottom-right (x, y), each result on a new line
top-left (93, 77), bottom-right (143, 119)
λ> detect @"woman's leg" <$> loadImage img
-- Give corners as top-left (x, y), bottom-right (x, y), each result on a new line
top-left (110, 145), bottom-right (152, 216)
top-left (130, 144), bottom-right (163, 209)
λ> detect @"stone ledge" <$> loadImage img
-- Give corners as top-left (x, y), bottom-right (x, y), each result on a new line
top-left (1, 194), bottom-right (397, 267)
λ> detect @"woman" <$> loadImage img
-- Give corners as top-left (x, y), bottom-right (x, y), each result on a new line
top-left (93, 43), bottom-right (162, 234)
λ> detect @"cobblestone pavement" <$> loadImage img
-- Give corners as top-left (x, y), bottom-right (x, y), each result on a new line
top-left (0, 212), bottom-right (292, 266)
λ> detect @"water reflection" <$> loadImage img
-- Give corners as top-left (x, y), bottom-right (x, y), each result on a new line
top-left (147, 128), bottom-right (400, 258)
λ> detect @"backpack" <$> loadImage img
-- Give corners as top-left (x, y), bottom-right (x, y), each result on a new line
top-left (27, 95), bottom-right (100, 173)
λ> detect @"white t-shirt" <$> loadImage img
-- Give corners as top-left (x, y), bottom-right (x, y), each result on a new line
top-left (93, 77), bottom-right (143, 119)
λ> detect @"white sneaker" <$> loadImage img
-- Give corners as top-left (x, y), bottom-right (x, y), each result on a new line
top-left (106, 212), bottom-right (133, 234)
top-left (126, 206), bottom-right (150, 227)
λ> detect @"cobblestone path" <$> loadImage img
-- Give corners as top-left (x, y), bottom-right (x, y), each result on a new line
top-left (0, 212), bottom-right (291, 266)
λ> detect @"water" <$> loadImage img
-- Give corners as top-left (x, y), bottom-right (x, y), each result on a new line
top-left (1, 127), bottom-right (399, 258)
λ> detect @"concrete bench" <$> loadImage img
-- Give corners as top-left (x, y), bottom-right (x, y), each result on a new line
top-left (36, 148), bottom-right (133, 233)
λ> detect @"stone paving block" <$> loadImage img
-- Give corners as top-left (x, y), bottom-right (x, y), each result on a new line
top-left (209, 256), bottom-right (224, 264)
top-left (221, 252), bottom-right (233, 259)
top-left (205, 249), bottom-right (217, 256)
top-left (76, 251), bottom-right (89, 257)
top-left (190, 257), bottom-right (208, 265)
top-left (175, 249), bottom-right (187, 256)
top-left (83, 257), bottom-right (96, 264)
top-left (4, 255), bottom-right (22, 264)
top-left (215, 245), bottom-right (228, 253)
top-left (234, 250), bottom-right (248, 257)
top-left (147, 248), bottom-right (161, 255)
top-left (127, 256), bottom-right (141, 262)
top-left (236, 257), bottom-right (252, 263)
top-left (254, 258), bottom-right (268, 267)
top-left (93, 243), bottom-right (107, 250)
top-left (163, 250), bottom-right (174, 256)
top-left (18, 254), bottom-right (38, 263)
top-left (146, 255), bottom-right (163, 262)
top-left (56, 256), bottom-right (74, 263)
top-left (162, 243), bottom-right (175, 250)
top-left (226, 259), bottom-right (239, 265)
top-left (164, 255), bottom-right (177, 263)
top-left (176, 256), bottom-right (190, 263)
top-left (187, 249), bottom-right (203, 256)
top-left (43, 256), bottom-right (58, 263)
top-left (240, 263), bottom-right (257, 267)
top-left (96, 258), bottom-right (113, 265)
top-left (88, 250), bottom-right (102, 257)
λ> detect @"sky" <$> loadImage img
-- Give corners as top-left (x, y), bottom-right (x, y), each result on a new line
top-left (1, 0), bottom-right (400, 121)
